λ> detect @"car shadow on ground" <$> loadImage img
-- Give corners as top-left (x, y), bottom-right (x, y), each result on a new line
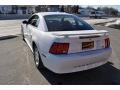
top-left (0, 35), bottom-right (18, 41)
top-left (38, 62), bottom-right (120, 85)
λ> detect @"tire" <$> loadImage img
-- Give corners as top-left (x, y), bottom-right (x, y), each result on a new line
top-left (33, 45), bottom-right (44, 69)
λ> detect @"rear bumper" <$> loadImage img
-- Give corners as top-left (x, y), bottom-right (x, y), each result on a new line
top-left (42, 48), bottom-right (112, 74)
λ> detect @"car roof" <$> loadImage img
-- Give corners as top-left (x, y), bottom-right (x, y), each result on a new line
top-left (35, 12), bottom-right (71, 17)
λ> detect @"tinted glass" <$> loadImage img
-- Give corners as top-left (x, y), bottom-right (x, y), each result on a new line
top-left (91, 12), bottom-right (95, 14)
top-left (28, 15), bottom-right (39, 27)
top-left (44, 15), bottom-right (93, 31)
top-left (96, 12), bottom-right (100, 14)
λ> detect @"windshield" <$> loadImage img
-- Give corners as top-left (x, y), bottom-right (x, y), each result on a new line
top-left (44, 14), bottom-right (94, 31)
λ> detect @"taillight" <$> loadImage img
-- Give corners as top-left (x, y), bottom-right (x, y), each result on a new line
top-left (49, 42), bottom-right (69, 54)
top-left (105, 38), bottom-right (110, 48)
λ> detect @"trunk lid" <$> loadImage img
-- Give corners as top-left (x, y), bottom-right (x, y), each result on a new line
top-left (49, 30), bottom-right (109, 54)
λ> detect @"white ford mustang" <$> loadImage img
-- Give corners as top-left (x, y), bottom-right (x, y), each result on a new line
top-left (21, 12), bottom-right (112, 74)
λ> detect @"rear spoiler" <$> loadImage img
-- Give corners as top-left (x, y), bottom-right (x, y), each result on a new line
top-left (51, 30), bottom-right (109, 36)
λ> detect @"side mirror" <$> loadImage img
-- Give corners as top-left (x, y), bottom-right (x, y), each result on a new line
top-left (22, 20), bottom-right (28, 24)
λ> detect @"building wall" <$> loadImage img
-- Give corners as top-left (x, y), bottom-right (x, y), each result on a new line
top-left (0, 5), bottom-right (35, 14)
top-left (0, 5), bottom-right (12, 14)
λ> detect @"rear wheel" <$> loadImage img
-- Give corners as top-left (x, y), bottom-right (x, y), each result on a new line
top-left (33, 45), bottom-right (44, 69)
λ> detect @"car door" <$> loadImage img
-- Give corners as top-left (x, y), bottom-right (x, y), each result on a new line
top-left (25, 16), bottom-right (34, 44)
top-left (27, 15), bottom-right (39, 47)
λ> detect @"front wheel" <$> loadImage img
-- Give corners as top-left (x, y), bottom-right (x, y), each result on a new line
top-left (33, 46), bottom-right (44, 69)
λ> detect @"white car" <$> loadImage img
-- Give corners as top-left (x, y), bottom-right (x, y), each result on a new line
top-left (21, 12), bottom-right (112, 74)
top-left (89, 11), bottom-right (104, 19)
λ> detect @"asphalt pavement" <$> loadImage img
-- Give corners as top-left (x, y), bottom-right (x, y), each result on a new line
top-left (0, 18), bottom-right (120, 85)
top-left (0, 20), bottom-right (23, 37)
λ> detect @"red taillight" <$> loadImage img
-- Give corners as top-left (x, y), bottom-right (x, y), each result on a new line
top-left (105, 38), bottom-right (110, 48)
top-left (49, 42), bottom-right (69, 54)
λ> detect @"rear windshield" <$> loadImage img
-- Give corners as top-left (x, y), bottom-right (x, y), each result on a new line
top-left (44, 14), bottom-right (93, 31)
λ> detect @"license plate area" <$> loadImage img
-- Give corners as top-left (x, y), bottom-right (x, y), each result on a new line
top-left (82, 41), bottom-right (94, 50)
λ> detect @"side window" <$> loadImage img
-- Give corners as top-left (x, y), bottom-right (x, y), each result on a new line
top-left (28, 15), bottom-right (39, 27)
top-left (27, 16), bottom-right (33, 24)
